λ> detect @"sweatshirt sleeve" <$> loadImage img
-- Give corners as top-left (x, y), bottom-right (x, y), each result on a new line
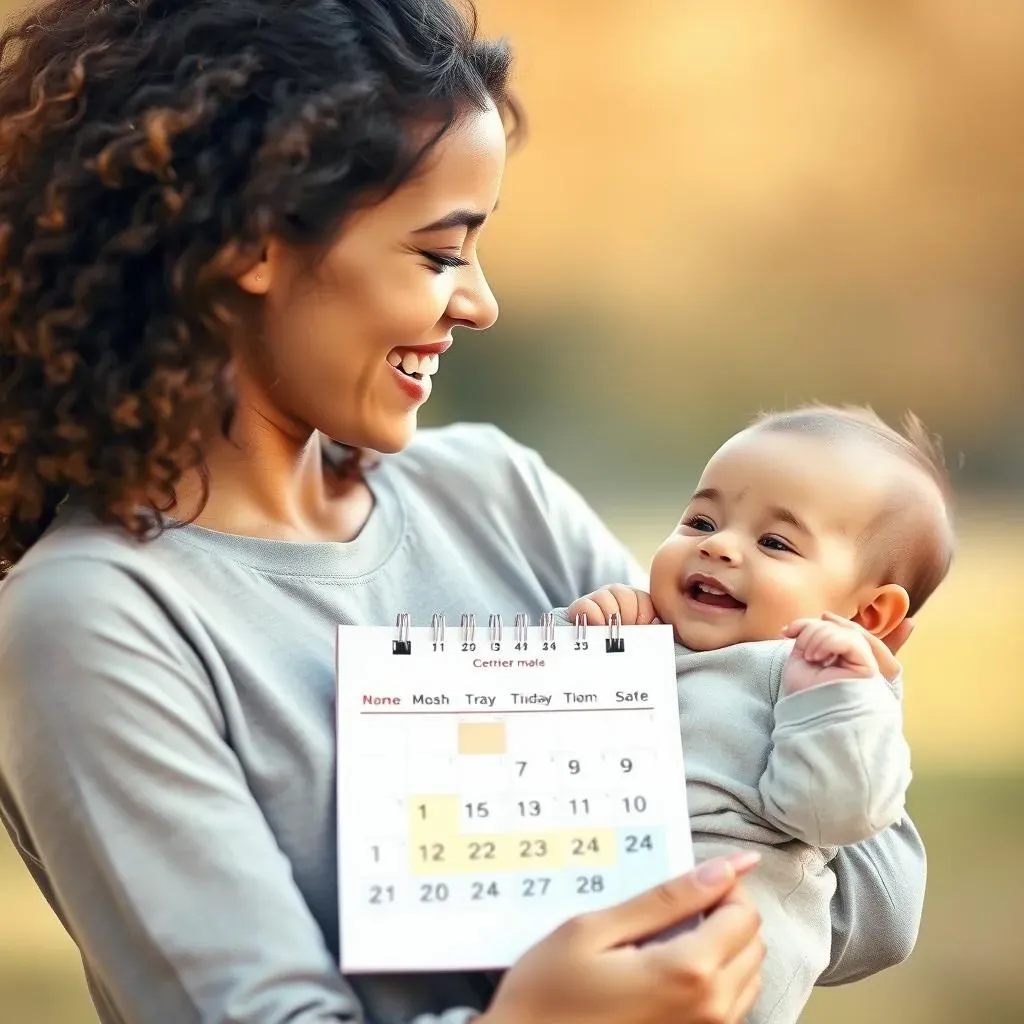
top-left (759, 677), bottom-right (912, 847)
top-left (820, 814), bottom-right (926, 984)
top-left (0, 558), bottom-right (366, 1023)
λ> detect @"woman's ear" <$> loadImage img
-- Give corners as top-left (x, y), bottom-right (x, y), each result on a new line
top-left (853, 583), bottom-right (910, 640)
top-left (235, 245), bottom-right (273, 295)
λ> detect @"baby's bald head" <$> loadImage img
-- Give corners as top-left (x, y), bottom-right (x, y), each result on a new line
top-left (750, 404), bottom-right (955, 615)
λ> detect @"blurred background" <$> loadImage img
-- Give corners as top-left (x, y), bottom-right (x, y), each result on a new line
top-left (2, 0), bottom-right (1022, 1020)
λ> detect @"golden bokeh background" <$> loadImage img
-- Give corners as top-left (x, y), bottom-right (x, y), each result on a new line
top-left (2, 0), bottom-right (1022, 1021)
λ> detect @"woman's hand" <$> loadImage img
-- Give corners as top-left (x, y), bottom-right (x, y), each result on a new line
top-left (481, 853), bottom-right (764, 1024)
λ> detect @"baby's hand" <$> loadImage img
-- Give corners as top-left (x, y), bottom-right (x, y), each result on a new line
top-left (781, 614), bottom-right (880, 694)
top-left (567, 585), bottom-right (659, 627)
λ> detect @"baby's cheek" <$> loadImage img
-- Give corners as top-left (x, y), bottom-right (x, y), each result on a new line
top-left (754, 573), bottom-right (821, 630)
top-left (649, 543), bottom-right (684, 609)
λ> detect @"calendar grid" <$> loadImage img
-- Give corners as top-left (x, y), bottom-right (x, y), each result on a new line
top-left (336, 620), bottom-right (694, 973)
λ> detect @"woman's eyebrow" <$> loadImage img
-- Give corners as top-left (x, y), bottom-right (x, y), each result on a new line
top-left (413, 203), bottom-right (498, 233)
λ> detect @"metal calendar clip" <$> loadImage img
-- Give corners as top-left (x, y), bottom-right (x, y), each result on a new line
top-left (488, 613), bottom-right (503, 650)
top-left (460, 613), bottom-right (476, 646)
top-left (431, 613), bottom-right (445, 648)
top-left (392, 612), bottom-right (412, 655)
top-left (540, 612), bottom-right (556, 647)
top-left (574, 611), bottom-right (588, 645)
top-left (514, 612), bottom-right (529, 648)
top-left (606, 611), bottom-right (625, 653)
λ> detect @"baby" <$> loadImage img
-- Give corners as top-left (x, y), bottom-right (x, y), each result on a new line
top-left (566, 404), bottom-right (955, 1024)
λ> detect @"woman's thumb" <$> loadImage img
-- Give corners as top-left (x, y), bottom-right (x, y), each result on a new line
top-left (577, 852), bottom-right (761, 949)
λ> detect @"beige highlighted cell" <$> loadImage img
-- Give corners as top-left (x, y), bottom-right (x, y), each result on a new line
top-left (457, 720), bottom-right (507, 755)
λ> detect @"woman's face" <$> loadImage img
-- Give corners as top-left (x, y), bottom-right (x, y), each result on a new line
top-left (235, 105), bottom-right (507, 453)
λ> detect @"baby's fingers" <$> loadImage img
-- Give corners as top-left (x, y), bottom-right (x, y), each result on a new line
top-left (784, 619), bottom-right (831, 659)
top-left (605, 585), bottom-right (654, 626)
top-left (805, 625), bottom-right (852, 664)
top-left (569, 596), bottom-right (610, 626)
top-left (821, 611), bottom-right (901, 680)
top-left (780, 618), bottom-right (818, 641)
top-left (589, 588), bottom-right (630, 626)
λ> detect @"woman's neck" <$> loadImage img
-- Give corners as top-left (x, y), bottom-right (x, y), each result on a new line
top-left (169, 406), bottom-right (374, 544)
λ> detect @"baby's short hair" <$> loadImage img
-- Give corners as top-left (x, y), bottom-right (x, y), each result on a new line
top-left (750, 404), bottom-right (955, 615)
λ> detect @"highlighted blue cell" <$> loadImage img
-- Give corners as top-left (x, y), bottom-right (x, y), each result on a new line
top-left (616, 826), bottom-right (670, 900)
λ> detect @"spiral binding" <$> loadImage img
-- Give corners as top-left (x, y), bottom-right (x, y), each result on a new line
top-left (540, 612), bottom-right (556, 647)
top-left (391, 611), bottom-right (626, 654)
top-left (392, 612), bottom-right (412, 655)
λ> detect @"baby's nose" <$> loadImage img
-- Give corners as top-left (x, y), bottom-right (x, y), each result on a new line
top-left (698, 534), bottom-right (740, 563)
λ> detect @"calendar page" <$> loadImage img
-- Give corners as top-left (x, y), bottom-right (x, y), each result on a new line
top-left (335, 615), bottom-right (694, 973)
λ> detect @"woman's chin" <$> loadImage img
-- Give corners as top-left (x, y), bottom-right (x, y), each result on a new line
top-left (356, 414), bottom-right (420, 455)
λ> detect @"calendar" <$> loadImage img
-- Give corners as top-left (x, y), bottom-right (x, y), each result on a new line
top-left (335, 613), bottom-right (694, 973)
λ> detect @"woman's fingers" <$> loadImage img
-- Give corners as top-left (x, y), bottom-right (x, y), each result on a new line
top-left (725, 940), bottom-right (766, 1024)
top-left (654, 881), bottom-right (762, 974)
top-left (640, 880), bottom-right (764, 1024)
top-left (575, 853), bottom-right (760, 951)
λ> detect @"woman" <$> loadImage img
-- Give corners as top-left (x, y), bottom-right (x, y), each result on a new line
top-left (0, 1), bottom-right (921, 1022)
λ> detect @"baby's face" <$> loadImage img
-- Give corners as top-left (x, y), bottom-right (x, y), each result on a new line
top-left (650, 429), bottom-right (892, 651)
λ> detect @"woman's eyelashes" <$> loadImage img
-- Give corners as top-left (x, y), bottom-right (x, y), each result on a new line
top-left (417, 248), bottom-right (470, 273)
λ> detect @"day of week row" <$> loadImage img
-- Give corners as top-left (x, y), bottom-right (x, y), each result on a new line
top-left (361, 689), bottom-right (651, 708)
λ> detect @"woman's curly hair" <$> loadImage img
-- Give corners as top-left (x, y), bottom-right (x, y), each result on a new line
top-left (0, 0), bottom-right (520, 577)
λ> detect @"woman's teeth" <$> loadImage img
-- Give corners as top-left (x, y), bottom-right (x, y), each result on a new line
top-left (387, 350), bottom-right (440, 380)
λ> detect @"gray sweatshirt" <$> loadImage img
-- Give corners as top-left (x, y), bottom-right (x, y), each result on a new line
top-left (674, 640), bottom-right (912, 1023)
top-left (0, 424), bottom-right (924, 1024)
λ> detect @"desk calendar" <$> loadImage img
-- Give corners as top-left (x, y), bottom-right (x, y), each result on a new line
top-left (335, 613), bottom-right (694, 973)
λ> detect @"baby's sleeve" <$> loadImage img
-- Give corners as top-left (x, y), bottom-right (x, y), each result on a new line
top-left (758, 668), bottom-right (912, 848)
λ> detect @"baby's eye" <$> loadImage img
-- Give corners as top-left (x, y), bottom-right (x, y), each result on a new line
top-left (759, 535), bottom-right (794, 553)
top-left (684, 515), bottom-right (716, 532)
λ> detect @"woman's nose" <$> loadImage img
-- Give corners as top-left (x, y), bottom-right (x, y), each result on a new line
top-left (446, 263), bottom-right (499, 331)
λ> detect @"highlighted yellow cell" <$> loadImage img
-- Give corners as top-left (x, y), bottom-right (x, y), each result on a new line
top-left (411, 836), bottom-right (453, 875)
top-left (407, 824), bottom-right (620, 875)
top-left (457, 720), bottom-right (507, 755)
top-left (461, 833), bottom-right (518, 873)
top-left (412, 832), bottom-right (523, 875)
top-left (510, 832), bottom-right (564, 869)
top-left (409, 795), bottom-right (460, 839)
top-left (560, 829), bottom-right (618, 868)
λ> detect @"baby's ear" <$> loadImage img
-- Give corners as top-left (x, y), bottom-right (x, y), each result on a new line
top-left (853, 584), bottom-right (910, 640)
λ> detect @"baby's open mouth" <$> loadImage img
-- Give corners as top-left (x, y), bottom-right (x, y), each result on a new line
top-left (687, 580), bottom-right (746, 610)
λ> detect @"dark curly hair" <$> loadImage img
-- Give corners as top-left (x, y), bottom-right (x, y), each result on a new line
top-left (0, 0), bottom-right (521, 577)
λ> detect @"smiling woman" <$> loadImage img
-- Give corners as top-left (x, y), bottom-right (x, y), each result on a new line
top-left (230, 109), bottom-right (506, 462)
top-left (0, 0), bottom-right (517, 555)
top-left (0, 3), bottom-right (924, 1024)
